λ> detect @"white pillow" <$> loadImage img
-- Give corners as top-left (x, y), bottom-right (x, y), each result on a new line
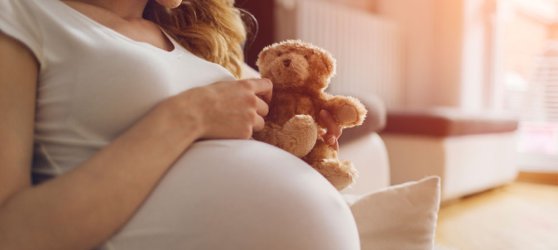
top-left (348, 176), bottom-right (441, 250)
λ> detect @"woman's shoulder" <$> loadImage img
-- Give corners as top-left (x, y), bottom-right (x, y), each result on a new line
top-left (0, 0), bottom-right (46, 65)
top-left (0, 0), bottom-right (68, 68)
top-left (0, 0), bottom-right (62, 23)
top-left (0, 0), bottom-right (41, 12)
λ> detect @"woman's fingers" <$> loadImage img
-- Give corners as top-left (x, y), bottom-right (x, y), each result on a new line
top-left (240, 79), bottom-right (271, 132)
top-left (185, 78), bottom-right (273, 139)
top-left (319, 109), bottom-right (342, 145)
top-left (255, 97), bottom-right (269, 117)
top-left (246, 79), bottom-right (270, 131)
top-left (245, 78), bottom-right (273, 103)
top-left (253, 113), bottom-right (265, 132)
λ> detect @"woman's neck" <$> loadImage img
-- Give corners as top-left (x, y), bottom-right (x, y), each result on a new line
top-left (65, 0), bottom-right (149, 19)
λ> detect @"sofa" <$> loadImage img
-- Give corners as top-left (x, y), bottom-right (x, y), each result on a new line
top-left (380, 108), bottom-right (519, 201)
top-left (338, 94), bottom-right (390, 196)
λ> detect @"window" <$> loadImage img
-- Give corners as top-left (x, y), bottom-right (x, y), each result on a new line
top-left (496, 0), bottom-right (558, 171)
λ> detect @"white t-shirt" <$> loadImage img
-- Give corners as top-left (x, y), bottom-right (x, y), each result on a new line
top-left (0, 0), bottom-right (237, 179)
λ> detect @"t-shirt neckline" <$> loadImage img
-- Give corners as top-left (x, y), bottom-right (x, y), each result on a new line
top-left (54, 0), bottom-right (179, 55)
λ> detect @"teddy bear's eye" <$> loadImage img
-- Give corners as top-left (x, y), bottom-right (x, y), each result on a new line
top-left (277, 52), bottom-right (283, 56)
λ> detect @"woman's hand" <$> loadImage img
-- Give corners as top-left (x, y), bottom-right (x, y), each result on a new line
top-left (165, 78), bottom-right (273, 140)
top-left (319, 109), bottom-right (342, 150)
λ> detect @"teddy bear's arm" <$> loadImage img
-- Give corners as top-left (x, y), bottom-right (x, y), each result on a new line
top-left (323, 96), bottom-right (367, 128)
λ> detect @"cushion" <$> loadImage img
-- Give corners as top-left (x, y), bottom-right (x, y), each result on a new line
top-left (382, 108), bottom-right (518, 137)
top-left (347, 176), bottom-right (441, 250)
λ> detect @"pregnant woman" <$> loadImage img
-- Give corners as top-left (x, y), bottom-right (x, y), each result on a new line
top-left (0, 0), bottom-right (359, 249)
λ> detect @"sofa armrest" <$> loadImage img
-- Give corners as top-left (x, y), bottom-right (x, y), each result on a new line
top-left (340, 133), bottom-right (391, 195)
top-left (339, 94), bottom-right (386, 146)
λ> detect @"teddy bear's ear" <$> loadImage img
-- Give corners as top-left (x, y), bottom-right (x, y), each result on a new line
top-left (320, 51), bottom-right (336, 77)
top-left (256, 46), bottom-right (273, 69)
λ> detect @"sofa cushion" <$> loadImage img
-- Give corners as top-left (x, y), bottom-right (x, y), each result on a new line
top-left (381, 108), bottom-right (519, 137)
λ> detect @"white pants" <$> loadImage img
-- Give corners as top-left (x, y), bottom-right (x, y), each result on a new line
top-left (101, 140), bottom-right (360, 250)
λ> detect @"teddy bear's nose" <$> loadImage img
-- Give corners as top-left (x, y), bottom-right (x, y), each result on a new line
top-left (283, 59), bottom-right (291, 67)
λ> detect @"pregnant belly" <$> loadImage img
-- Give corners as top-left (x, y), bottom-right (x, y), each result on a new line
top-left (101, 140), bottom-right (359, 250)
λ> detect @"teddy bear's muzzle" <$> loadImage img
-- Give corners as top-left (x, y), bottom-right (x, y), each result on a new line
top-left (283, 59), bottom-right (292, 67)
top-left (268, 56), bottom-right (309, 87)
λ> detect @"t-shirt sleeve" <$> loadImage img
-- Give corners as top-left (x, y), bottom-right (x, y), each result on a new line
top-left (0, 0), bottom-right (44, 65)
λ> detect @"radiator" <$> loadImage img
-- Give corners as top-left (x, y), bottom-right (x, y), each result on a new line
top-left (274, 0), bottom-right (403, 108)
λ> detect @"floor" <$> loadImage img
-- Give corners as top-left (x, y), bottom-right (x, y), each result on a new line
top-left (435, 182), bottom-right (558, 250)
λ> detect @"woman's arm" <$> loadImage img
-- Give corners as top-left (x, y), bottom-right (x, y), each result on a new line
top-left (0, 33), bottom-right (271, 250)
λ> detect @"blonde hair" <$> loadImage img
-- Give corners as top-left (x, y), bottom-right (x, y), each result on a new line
top-left (144, 0), bottom-right (248, 78)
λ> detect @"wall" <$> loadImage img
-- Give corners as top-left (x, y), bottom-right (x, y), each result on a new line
top-left (238, 0), bottom-right (377, 68)
top-left (242, 0), bottom-right (499, 109)
top-left (460, 0), bottom-right (492, 110)
top-left (322, 0), bottom-right (376, 11)
top-left (436, 0), bottom-right (467, 108)
top-left (374, 0), bottom-right (439, 107)
top-left (374, 0), bottom-right (498, 110)
top-left (236, 0), bottom-right (275, 68)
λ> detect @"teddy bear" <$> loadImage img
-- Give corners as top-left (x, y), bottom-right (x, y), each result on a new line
top-left (253, 40), bottom-right (368, 190)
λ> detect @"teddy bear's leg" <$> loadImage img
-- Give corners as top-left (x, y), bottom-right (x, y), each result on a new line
top-left (304, 141), bottom-right (358, 190)
top-left (313, 159), bottom-right (357, 190)
top-left (324, 96), bottom-right (367, 128)
top-left (252, 123), bottom-right (282, 145)
top-left (276, 114), bottom-right (318, 157)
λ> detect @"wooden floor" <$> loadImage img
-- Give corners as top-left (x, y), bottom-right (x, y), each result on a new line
top-left (435, 182), bottom-right (558, 250)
